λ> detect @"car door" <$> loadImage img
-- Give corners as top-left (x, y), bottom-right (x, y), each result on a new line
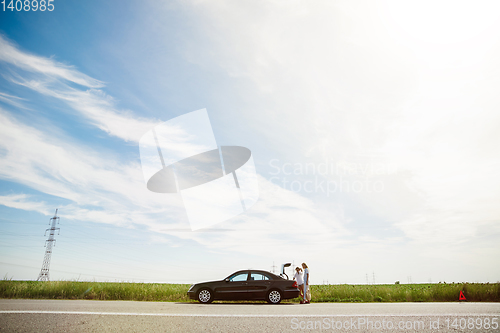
top-left (247, 272), bottom-right (272, 299)
top-left (215, 272), bottom-right (250, 300)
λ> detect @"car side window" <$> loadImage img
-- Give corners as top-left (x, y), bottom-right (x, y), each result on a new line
top-left (250, 273), bottom-right (270, 281)
top-left (229, 273), bottom-right (248, 282)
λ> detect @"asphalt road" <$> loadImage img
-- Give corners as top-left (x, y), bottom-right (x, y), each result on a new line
top-left (0, 299), bottom-right (499, 332)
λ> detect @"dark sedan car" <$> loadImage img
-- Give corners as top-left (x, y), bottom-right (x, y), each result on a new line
top-left (187, 269), bottom-right (300, 304)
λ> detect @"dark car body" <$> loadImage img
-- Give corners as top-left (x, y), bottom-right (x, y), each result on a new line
top-left (187, 269), bottom-right (300, 304)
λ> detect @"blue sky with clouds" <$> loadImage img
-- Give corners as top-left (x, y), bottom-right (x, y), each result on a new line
top-left (1, 0), bottom-right (499, 284)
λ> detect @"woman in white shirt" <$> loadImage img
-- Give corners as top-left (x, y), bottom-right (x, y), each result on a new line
top-left (293, 267), bottom-right (304, 298)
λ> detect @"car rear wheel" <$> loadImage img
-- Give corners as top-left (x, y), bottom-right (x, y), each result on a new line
top-left (197, 289), bottom-right (213, 304)
top-left (267, 289), bottom-right (282, 304)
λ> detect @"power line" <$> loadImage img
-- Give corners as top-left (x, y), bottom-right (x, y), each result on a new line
top-left (0, 261), bottom-right (192, 283)
top-left (37, 209), bottom-right (60, 281)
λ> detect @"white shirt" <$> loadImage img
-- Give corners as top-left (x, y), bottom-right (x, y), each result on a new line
top-left (294, 271), bottom-right (304, 285)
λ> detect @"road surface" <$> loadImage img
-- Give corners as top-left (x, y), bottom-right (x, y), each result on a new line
top-left (0, 299), bottom-right (499, 332)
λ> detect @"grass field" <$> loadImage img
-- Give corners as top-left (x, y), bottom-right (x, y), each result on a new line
top-left (1, 280), bottom-right (499, 302)
top-left (0, 280), bottom-right (191, 302)
top-left (311, 283), bottom-right (500, 302)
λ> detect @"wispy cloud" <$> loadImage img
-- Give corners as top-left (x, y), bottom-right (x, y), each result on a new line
top-left (0, 108), bottom-right (187, 228)
top-left (0, 194), bottom-right (50, 215)
top-left (0, 35), bottom-right (103, 88)
top-left (0, 92), bottom-right (30, 110)
top-left (0, 35), bottom-right (158, 143)
top-left (10, 75), bottom-right (159, 142)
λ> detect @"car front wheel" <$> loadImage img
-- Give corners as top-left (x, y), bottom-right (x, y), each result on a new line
top-left (267, 289), bottom-right (282, 304)
top-left (197, 289), bottom-right (213, 304)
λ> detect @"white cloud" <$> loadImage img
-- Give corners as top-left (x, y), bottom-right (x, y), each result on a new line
top-left (4, 72), bottom-right (159, 143)
top-left (166, 174), bottom-right (350, 257)
top-left (0, 194), bottom-right (50, 216)
top-left (0, 35), bottom-right (159, 143)
top-left (0, 35), bottom-right (103, 88)
top-left (0, 92), bottom-right (30, 110)
top-left (0, 108), bottom-right (187, 229)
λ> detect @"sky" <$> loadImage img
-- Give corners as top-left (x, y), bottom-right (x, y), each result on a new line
top-left (0, 0), bottom-right (499, 285)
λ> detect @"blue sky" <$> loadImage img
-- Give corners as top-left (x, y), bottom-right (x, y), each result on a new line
top-left (1, 0), bottom-right (499, 284)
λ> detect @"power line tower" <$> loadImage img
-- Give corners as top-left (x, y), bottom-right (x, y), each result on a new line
top-left (271, 261), bottom-right (277, 274)
top-left (37, 209), bottom-right (60, 281)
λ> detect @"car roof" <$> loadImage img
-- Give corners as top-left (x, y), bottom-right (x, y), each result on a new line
top-left (226, 270), bottom-right (283, 280)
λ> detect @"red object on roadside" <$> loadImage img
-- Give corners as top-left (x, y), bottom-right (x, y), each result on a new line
top-left (459, 291), bottom-right (466, 301)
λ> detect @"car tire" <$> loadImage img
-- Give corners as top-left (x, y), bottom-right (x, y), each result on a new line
top-left (197, 288), bottom-right (213, 304)
top-left (266, 289), bottom-right (282, 304)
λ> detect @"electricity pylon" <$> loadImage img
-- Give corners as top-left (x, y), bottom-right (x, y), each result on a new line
top-left (37, 209), bottom-right (60, 281)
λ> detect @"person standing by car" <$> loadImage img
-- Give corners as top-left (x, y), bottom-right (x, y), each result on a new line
top-left (301, 263), bottom-right (310, 304)
top-left (293, 267), bottom-right (304, 298)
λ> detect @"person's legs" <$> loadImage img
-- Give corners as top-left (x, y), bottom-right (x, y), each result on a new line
top-left (299, 284), bottom-right (304, 297)
top-left (303, 282), bottom-right (308, 302)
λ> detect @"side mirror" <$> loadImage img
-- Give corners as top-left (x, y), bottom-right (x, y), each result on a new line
top-left (224, 278), bottom-right (230, 282)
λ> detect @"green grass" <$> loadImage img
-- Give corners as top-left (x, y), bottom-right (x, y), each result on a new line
top-left (0, 280), bottom-right (192, 302)
top-left (310, 283), bottom-right (500, 302)
top-left (0, 281), bottom-right (498, 302)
